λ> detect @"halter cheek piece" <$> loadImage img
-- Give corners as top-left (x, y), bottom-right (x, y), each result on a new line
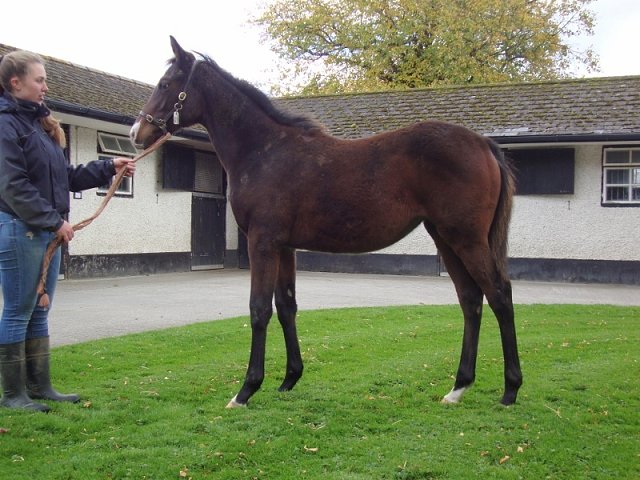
top-left (139, 60), bottom-right (199, 133)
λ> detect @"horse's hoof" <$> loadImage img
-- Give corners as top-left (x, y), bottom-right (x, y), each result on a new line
top-left (225, 395), bottom-right (246, 409)
top-left (441, 387), bottom-right (466, 404)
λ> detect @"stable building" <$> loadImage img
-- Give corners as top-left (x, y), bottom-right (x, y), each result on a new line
top-left (1, 43), bottom-right (638, 284)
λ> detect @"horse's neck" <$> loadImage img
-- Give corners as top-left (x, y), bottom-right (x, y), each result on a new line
top-left (199, 75), bottom-right (280, 174)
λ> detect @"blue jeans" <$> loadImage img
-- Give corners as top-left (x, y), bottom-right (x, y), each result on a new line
top-left (0, 211), bottom-right (61, 344)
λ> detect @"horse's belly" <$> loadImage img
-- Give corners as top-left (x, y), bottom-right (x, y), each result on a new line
top-left (292, 216), bottom-right (422, 254)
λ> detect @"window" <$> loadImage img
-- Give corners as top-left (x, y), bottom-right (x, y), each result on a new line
top-left (194, 151), bottom-right (224, 195)
top-left (507, 148), bottom-right (575, 195)
top-left (602, 148), bottom-right (640, 205)
top-left (97, 133), bottom-right (136, 197)
top-left (97, 155), bottom-right (133, 196)
top-left (163, 144), bottom-right (224, 195)
top-left (98, 132), bottom-right (138, 156)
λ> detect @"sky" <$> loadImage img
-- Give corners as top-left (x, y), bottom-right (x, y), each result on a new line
top-left (1, 0), bottom-right (638, 92)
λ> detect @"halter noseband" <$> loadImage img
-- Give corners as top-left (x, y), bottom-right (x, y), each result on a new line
top-left (139, 59), bottom-right (199, 133)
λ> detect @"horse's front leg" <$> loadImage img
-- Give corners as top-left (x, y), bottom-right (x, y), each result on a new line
top-left (275, 248), bottom-right (303, 392)
top-left (227, 246), bottom-right (279, 408)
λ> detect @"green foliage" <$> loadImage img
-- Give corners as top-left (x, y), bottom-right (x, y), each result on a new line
top-left (0, 305), bottom-right (638, 479)
top-left (255, 0), bottom-right (599, 95)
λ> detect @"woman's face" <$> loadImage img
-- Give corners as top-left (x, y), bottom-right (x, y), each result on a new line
top-left (11, 62), bottom-right (48, 104)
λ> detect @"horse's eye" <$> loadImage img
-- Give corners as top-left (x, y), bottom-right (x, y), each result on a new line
top-left (159, 82), bottom-right (170, 90)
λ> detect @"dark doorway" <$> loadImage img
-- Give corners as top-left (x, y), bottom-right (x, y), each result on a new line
top-left (191, 194), bottom-right (226, 269)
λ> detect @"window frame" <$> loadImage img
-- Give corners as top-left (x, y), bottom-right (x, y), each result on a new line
top-left (96, 155), bottom-right (134, 197)
top-left (507, 147), bottom-right (575, 195)
top-left (97, 132), bottom-right (138, 156)
top-left (96, 133), bottom-right (137, 198)
top-left (602, 147), bottom-right (640, 207)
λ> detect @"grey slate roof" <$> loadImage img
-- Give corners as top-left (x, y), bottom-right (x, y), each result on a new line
top-left (2, 43), bottom-right (639, 143)
top-left (278, 77), bottom-right (640, 141)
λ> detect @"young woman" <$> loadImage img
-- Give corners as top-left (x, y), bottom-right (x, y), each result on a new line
top-left (0, 50), bottom-right (135, 412)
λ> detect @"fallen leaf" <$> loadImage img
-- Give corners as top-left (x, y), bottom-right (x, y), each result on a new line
top-left (304, 446), bottom-right (319, 453)
top-left (0, 428), bottom-right (9, 434)
top-left (179, 467), bottom-right (188, 477)
top-left (83, 401), bottom-right (92, 408)
top-left (499, 455), bottom-right (510, 465)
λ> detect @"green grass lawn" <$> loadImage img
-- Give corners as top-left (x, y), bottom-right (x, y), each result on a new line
top-left (1, 304), bottom-right (638, 479)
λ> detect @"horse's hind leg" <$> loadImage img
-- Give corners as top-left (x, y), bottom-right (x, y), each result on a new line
top-left (451, 240), bottom-right (522, 405)
top-left (426, 224), bottom-right (483, 404)
top-left (274, 248), bottom-right (303, 392)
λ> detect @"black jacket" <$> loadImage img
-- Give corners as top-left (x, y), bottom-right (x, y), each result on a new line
top-left (0, 93), bottom-right (115, 231)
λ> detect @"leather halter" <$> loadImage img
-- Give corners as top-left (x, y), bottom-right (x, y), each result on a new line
top-left (139, 59), bottom-right (199, 133)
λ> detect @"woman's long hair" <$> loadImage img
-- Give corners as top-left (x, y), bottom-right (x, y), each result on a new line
top-left (0, 51), bottom-right (66, 148)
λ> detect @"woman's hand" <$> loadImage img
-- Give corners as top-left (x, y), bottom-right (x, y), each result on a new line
top-left (113, 157), bottom-right (136, 177)
top-left (55, 220), bottom-right (74, 243)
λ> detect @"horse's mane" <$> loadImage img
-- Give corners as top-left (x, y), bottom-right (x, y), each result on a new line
top-left (189, 54), bottom-right (322, 133)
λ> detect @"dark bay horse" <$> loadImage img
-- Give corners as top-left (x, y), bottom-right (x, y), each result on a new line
top-left (130, 37), bottom-right (522, 408)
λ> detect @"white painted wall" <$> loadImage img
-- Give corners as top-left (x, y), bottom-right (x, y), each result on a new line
top-left (225, 185), bottom-right (239, 251)
top-left (509, 144), bottom-right (639, 261)
top-left (378, 226), bottom-right (436, 255)
top-left (67, 126), bottom-right (192, 256)
top-left (371, 144), bottom-right (640, 261)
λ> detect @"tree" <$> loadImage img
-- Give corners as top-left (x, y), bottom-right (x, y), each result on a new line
top-left (254, 0), bottom-right (599, 95)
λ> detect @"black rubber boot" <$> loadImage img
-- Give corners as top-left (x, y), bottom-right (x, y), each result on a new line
top-left (25, 337), bottom-right (80, 403)
top-left (0, 342), bottom-right (50, 412)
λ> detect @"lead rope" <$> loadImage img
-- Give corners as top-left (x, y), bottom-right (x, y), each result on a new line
top-left (36, 132), bottom-right (172, 308)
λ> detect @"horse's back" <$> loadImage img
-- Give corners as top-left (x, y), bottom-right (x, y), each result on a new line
top-left (274, 120), bottom-right (503, 253)
top-left (341, 120), bottom-right (502, 210)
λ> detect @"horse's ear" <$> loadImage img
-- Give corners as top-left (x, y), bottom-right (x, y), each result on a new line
top-left (170, 36), bottom-right (182, 56)
top-left (169, 36), bottom-right (194, 72)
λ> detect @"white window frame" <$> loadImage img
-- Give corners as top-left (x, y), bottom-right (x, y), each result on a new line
top-left (602, 147), bottom-right (640, 206)
top-left (97, 133), bottom-right (137, 197)
top-left (98, 132), bottom-right (138, 156)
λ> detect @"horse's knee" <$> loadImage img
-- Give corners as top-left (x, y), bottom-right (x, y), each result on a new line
top-left (275, 284), bottom-right (297, 313)
top-left (250, 303), bottom-right (273, 328)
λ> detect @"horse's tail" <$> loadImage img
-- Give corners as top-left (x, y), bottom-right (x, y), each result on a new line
top-left (487, 138), bottom-right (515, 281)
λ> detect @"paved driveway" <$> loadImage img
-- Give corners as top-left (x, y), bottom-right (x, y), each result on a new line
top-left (1, 269), bottom-right (638, 346)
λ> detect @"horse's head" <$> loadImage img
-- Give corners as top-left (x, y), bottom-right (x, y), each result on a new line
top-left (130, 36), bottom-right (202, 149)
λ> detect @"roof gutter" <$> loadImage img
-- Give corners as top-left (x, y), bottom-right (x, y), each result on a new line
top-left (48, 98), bottom-right (135, 125)
top-left (490, 133), bottom-right (640, 145)
top-left (47, 98), bottom-right (209, 142)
